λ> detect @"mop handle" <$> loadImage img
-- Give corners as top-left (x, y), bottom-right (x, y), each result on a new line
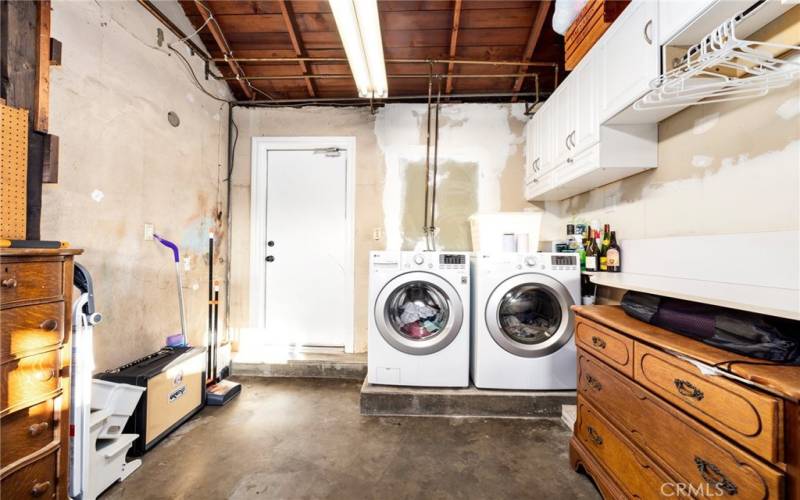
top-left (153, 234), bottom-right (180, 263)
top-left (153, 234), bottom-right (188, 343)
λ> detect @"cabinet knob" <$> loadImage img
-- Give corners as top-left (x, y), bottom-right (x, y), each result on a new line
top-left (591, 336), bottom-right (606, 349)
top-left (40, 319), bottom-right (59, 332)
top-left (31, 481), bottom-right (51, 497)
top-left (587, 426), bottom-right (603, 446)
top-left (37, 369), bottom-right (57, 382)
top-left (1, 278), bottom-right (17, 288)
top-left (28, 421), bottom-right (50, 437)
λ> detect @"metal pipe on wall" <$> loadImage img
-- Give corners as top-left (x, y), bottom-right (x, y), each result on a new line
top-left (233, 90), bottom-right (543, 107)
top-left (214, 73), bottom-right (542, 81)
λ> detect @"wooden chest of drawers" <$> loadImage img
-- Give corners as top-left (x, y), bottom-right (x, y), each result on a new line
top-left (571, 305), bottom-right (800, 499)
top-left (0, 249), bottom-right (81, 500)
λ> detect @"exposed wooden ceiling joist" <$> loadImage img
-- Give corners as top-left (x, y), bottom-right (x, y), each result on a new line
top-left (193, 0), bottom-right (254, 100)
top-left (511, 0), bottom-right (552, 101)
top-left (278, 0), bottom-right (316, 97)
top-left (444, 0), bottom-right (462, 94)
top-left (177, 0), bottom-right (565, 101)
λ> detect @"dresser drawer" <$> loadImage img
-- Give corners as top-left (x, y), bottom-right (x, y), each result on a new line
top-left (635, 343), bottom-right (783, 463)
top-left (0, 448), bottom-right (58, 499)
top-left (578, 349), bottom-right (784, 499)
top-left (1, 302), bottom-right (65, 362)
top-left (1, 399), bottom-right (57, 469)
top-left (576, 397), bottom-right (673, 499)
top-left (575, 318), bottom-right (633, 376)
top-left (1, 350), bottom-right (61, 414)
top-left (0, 261), bottom-right (63, 306)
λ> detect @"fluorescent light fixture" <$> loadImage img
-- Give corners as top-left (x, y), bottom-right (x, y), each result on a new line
top-left (329, 0), bottom-right (388, 98)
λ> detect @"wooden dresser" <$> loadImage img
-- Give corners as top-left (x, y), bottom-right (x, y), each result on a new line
top-left (1, 249), bottom-right (81, 500)
top-left (571, 305), bottom-right (800, 499)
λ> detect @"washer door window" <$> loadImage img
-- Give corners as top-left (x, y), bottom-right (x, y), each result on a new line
top-left (485, 274), bottom-right (574, 358)
top-left (375, 272), bottom-right (463, 355)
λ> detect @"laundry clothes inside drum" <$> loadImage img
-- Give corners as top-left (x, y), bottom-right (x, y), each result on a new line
top-left (388, 282), bottom-right (449, 339)
top-left (498, 285), bottom-right (562, 344)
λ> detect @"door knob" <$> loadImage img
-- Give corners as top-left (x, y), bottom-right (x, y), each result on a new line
top-left (266, 256), bottom-right (275, 262)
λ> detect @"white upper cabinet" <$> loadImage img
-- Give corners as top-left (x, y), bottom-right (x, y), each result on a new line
top-left (572, 54), bottom-right (600, 154)
top-left (658, 0), bottom-right (717, 45)
top-left (600, 0), bottom-right (659, 123)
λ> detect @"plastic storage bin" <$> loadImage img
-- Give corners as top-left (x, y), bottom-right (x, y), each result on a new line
top-left (469, 212), bottom-right (542, 253)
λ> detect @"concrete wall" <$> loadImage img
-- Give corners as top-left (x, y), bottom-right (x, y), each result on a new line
top-left (538, 82), bottom-right (800, 245)
top-left (229, 104), bottom-right (531, 353)
top-left (42, 0), bottom-right (232, 371)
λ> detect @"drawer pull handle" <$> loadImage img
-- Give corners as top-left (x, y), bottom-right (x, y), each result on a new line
top-left (591, 336), bottom-right (606, 349)
top-left (585, 374), bottom-right (602, 391)
top-left (695, 456), bottom-right (737, 496)
top-left (643, 19), bottom-right (653, 45)
top-left (40, 319), bottom-right (59, 331)
top-left (37, 369), bottom-right (57, 382)
top-left (587, 426), bottom-right (603, 446)
top-left (674, 379), bottom-right (704, 401)
top-left (31, 481), bottom-right (51, 497)
top-left (1, 278), bottom-right (17, 288)
top-left (28, 421), bottom-right (50, 437)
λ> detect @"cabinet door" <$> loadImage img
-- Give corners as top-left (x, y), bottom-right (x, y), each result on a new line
top-left (524, 113), bottom-right (541, 185)
top-left (659, 0), bottom-right (717, 45)
top-left (573, 55), bottom-right (599, 154)
top-left (554, 84), bottom-right (576, 168)
top-left (539, 103), bottom-right (556, 174)
top-left (600, 0), bottom-right (659, 122)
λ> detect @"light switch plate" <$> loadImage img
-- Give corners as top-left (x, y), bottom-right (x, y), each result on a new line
top-left (144, 223), bottom-right (154, 241)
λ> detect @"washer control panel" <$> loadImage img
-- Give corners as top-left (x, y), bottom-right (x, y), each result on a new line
top-left (439, 254), bottom-right (466, 269)
top-left (549, 254), bottom-right (578, 271)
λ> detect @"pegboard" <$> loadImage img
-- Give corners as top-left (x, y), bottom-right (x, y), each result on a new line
top-left (1, 103), bottom-right (28, 240)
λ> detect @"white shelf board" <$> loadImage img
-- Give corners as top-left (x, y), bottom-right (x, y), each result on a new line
top-left (589, 272), bottom-right (800, 321)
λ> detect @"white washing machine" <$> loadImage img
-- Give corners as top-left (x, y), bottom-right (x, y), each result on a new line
top-left (471, 252), bottom-right (580, 390)
top-left (368, 251), bottom-right (471, 388)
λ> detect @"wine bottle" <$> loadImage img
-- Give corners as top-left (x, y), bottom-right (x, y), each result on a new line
top-left (607, 231), bottom-right (621, 272)
top-left (599, 224), bottom-right (611, 271)
top-left (585, 226), bottom-right (598, 272)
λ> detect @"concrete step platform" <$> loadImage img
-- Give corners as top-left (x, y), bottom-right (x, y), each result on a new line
top-left (233, 354), bottom-right (367, 380)
top-left (360, 379), bottom-right (576, 418)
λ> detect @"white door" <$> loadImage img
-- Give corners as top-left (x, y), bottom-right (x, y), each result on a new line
top-left (263, 149), bottom-right (350, 348)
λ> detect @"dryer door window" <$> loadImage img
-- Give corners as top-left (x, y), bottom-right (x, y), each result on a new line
top-left (375, 271), bottom-right (464, 355)
top-left (498, 284), bottom-right (562, 345)
top-left (485, 273), bottom-right (574, 358)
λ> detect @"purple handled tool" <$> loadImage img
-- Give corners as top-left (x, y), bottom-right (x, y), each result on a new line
top-left (154, 234), bottom-right (187, 346)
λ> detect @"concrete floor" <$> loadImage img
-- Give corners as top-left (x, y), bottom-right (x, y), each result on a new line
top-left (104, 377), bottom-right (600, 500)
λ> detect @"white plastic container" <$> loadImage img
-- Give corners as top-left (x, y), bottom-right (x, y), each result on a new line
top-left (469, 212), bottom-right (542, 253)
top-left (91, 380), bottom-right (145, 438)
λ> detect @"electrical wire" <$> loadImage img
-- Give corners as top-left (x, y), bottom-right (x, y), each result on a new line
top-left (169, 45), bottom-right (230, 103)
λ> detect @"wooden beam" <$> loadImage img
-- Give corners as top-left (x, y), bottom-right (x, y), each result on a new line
top-left (34, 0), bottom-right (50, 132)
top-left (194, 0), bottom-right (254, 99)
top-left (511, 0), bottom-right (551, 102)
top-left (445, 0), bottom-right (462, 94)
top-left (278, 0), bottom-right (316, 97)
